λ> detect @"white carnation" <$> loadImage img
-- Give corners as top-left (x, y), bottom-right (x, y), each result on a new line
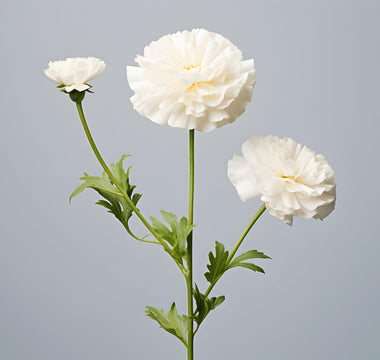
top-left (127, 29), bottom-right (256, 132)
top-left (44, 57), bottom-right (105, 92)
top-left (228, 135), bottom-right (336, 225)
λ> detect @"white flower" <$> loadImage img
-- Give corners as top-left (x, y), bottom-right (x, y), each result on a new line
top-left (127, 29), bottom-right (256, 132)
top-left (44, 57), bottom-right (105, 92)
top-left (228, 135), bottom-right (336, 225)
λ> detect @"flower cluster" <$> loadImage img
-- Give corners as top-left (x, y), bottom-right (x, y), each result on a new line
top-left (228, 135), bottom-right (336, 225)
top-left (44, 29), bottom-right (336, 225)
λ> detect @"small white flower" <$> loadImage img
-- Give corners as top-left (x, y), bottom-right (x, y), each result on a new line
top-left (228, 135), bottom-right (336, 225)
top-left (44, 57), bottom-right (105, 92)
top-left (127, 29), bottom-right (256, 132)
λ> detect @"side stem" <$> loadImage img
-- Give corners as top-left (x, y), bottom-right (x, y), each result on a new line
top-left (206, 203), bottom-right (266, 299)
top-left (192, 204), bottom-right (266, 335)
top-left (186, 129), bottom-right (195, 360)
top-left (226, 203), bottom-right (266, 264)
top-left (75, 102), bottom-right (185, 270)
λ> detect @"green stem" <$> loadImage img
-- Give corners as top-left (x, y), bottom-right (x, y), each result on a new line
top-left (122, 222), bottom-right (160, 245)
top-left (226, 203), bottom-right (266, 265)
top-left (75, 102), bottom-right (186, 271)
top-left (193, 204), bottom-right (266, 336)
top-left (186, 130), bottom-right (195, 360)
top-left (202, 204), bottom-right (266, 300)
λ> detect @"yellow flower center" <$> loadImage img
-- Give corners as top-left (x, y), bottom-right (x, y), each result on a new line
top-left (280, 174), bottom-right (304, 185)
top-left (182, 65), bottom-right (202, 91)
top-left (186, 82), bottom-right (200, 91)
top-left (183, 65), bottom-right (200, 71)
top-left (281, 174), bottom-right (296, 181)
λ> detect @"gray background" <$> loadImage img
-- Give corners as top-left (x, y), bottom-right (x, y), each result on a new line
top-left (1, 0), bottom-right (379, 359)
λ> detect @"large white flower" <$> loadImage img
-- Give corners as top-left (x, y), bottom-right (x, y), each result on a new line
top-left (127, 29), bottom-right (256, 132)
top-left (44, 57), bottom-right (105, 92)
top-left (228, 135), bottom-right (336, 225)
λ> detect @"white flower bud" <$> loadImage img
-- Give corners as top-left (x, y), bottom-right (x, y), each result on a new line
top-left (44, 57), bottom-right (105, 92)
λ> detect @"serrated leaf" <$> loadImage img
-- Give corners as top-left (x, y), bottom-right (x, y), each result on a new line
top-left (227, 249), bottom-right (270, 274)
top-left (145, 303), bottom-right (188, 347)
top-left (70, 171), bottom-right (121, 202)
top-left (230, 250), bottom-right (271, 265)
top-left (193, 285), bottom-right (225, 326)
top-left (69, 155), bottom-right (142, 236)
top-left (150, 211), bottom-right (195, 263)
top-left (161, 211), bottom-right (193, 255)
top-left (149, 216), bottom-right (174, 245)
top-left (228, 262), bottom-right (265, 273)
top-left (211, 296), bottom-right (225, 308)
top-left (204, 241), bottom-right (229, 284)
top-left (69, 181), bottom-right (89, 202)
top-left (193, 285), bottom-right (207, 324)
top-left (167, 303), bottom-right (188, 343)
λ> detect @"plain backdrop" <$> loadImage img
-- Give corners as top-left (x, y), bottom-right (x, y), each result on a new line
top-left (1, 0), bottom-right (379, 359)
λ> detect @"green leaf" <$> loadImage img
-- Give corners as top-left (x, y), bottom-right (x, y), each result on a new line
top-left (193, 285), bottom-right (225, 326)
top-left (228, 262), bottom-right (265, 273)
top-left (70, 171), bottom-right (120, 202)
top-left (230, 250), bottom-right (271, 264)
top-left (204, 241), bottom-right (229, 284)
top-left (149, 216), bottom-right (174, 245)
top-left (69, 155), bottom-right (143, 236)
top-left (227, 249), bottom-right (271, 274)
top-left (145, 303), bottom-right (188, 347)
top-left (69, 181), bottom-right (90, 202)
top-left (150, 211), bottom-right (195, 263)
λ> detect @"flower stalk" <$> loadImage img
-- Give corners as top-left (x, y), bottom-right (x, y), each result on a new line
top-left (226, 203), bottom-right (266, 265)
top-left (186, 129), bottom-right (195, 360)
top-left (193, 203), bottom-right (266, 331)
top-left (76, 102), bottom-right (154, 234)
top-left (203, 203), bottom-right (266, 299)
top-left (75, 101), bottom-right (187, 274)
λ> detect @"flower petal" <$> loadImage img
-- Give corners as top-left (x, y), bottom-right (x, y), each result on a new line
top-left (227, 155), bottom-right (261, 201)
top-left (126, 29), bottom-right (255, 132)
top-left (44, 57), bottom-right (105, 91)
top-left (228, 135), bottom-right (336, 225)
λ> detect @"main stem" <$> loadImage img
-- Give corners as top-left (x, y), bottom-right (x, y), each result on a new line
top-left (186, 129), bottom-right (195, 360)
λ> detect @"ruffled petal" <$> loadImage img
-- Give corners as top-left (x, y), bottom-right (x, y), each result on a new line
top-left (44, 57), bottom-right (105, 90)
top-left (228, 135), bottom-right (336, 225)
top-left (227, 155), bottom-right (260, 201)
top-left (126, 29), bottom-right (255, 132)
